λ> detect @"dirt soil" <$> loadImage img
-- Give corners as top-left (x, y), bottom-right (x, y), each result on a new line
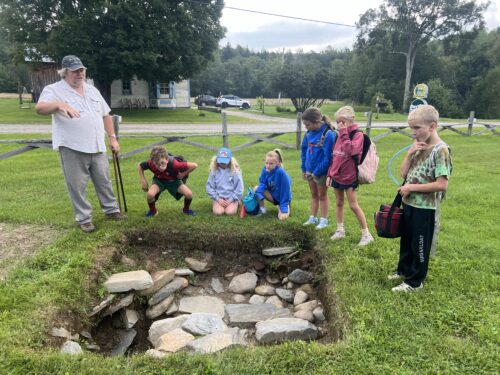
top-left (0, 222), bottom-right (60, 280)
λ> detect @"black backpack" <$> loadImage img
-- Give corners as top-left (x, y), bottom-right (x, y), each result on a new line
top-left (166, 153), bottom-right (189, 183)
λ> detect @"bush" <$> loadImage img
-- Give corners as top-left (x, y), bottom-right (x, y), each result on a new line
top-left (371, 92), bottom-right (394, 114)
top-left (276, 106), bottom-right (292, 113)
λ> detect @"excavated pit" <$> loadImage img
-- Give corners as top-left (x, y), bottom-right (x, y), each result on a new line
top-left (78, 228), bottom-right (338, 356)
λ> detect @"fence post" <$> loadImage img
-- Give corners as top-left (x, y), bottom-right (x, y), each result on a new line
top-left (467, 111), bottom-right (475, 136)
top-left (221, 112), bottom-right (229, 147)
top-left (112, 114), bottom-right (121, 139)
top-left (296, 112), bottom-right (302, 150)
top-left (366, 111), bottom-right (373, 137)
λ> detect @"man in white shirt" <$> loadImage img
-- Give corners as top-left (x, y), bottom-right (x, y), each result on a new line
top-left (36, 55), bottom-right (124, 233)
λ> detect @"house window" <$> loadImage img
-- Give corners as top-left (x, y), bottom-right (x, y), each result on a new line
top-left (159, 81), bottom-right (175, 98)
top-left (122, 80), bottom-right (132, 95)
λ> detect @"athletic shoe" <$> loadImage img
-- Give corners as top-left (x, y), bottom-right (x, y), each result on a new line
top-left (358, 233), bottom-right (374, 246)
top-left (145, 210), bottom-right (158, 218)
top-left (391, 282), bottom-right (423, 293)
top-left (255, 206), bottom-right (267, 217)
top-left (387, 272), bottom-right (402, 281)
top-left (303, 216), bottom-right (318, 226)
top-left (183, 209), bottom-right (197, 216)
top-left (330, 230), bottom-right (346, 240)
top-left (105, 212), bottom-right (126, 220)
top-left (315, 218), bottom-right (329, 230)
top-left (80, 222), bottom-right (96, 233)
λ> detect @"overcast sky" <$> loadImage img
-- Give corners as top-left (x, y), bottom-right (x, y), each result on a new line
top-left (220, 0), bottom-right (500, 52)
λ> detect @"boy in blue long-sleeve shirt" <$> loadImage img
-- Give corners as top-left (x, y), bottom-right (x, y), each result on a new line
top-left (300, 108), bottom-right (337, 230)
top-left (255, 149), bottom-right (292, 220)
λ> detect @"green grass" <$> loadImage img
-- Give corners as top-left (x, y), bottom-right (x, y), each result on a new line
top-left (0, 130), bottom-right (499, 374)
top-left (0, 98), bottom-right (260, 125)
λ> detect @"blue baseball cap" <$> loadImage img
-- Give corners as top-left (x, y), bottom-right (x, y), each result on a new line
top-left (61, 55), bottom-right (86, 71)
top-left (216, 147), bottom-right (232, 164)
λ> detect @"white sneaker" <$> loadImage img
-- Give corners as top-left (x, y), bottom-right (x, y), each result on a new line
top-left (391, 282), bottom-right (423, 292)
top-left (387, 272), bottom-right (402, 281)
top-left (303, 216), bottom-right (318, 226)
top-left (315, 218), bottom-right (329, 230)
top-left (358, 233), bottom-right (374, 246)
top-left (330, 230), bottom-right (346, 240)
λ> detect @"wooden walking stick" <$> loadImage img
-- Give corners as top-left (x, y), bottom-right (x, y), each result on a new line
top-left (112, 151), bottom-right (123, 213)
top-left (114, 152), bottom-right (128, 213)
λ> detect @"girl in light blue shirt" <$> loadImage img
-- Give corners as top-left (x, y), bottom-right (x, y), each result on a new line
top-left (206, 147), bottom-right (244, 216)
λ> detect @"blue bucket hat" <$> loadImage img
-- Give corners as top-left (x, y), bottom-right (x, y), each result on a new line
top-left (216, 147), bottom-right (232, 164)
top-left (61, 55), bottom-right (86, 71)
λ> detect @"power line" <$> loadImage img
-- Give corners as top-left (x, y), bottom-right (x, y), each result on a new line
top-left (223, 6), bottom-right (357, 29)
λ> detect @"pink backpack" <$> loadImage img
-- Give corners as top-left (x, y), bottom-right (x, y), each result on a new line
top-left (349, 130), bottom-right (379, 184)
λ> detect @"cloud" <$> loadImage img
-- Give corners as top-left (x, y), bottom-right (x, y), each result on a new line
top-left (220, 20), bottom-right (358, 51)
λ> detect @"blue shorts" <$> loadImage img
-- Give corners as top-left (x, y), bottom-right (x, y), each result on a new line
top-left (331, 179), bottom-right (359, 190)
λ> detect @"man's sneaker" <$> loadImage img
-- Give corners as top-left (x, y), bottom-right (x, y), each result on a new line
top-left (391, 282), bottom-right (423, 293)
top-left (80, 222), bottom-right (95, 233)
top-left (358, 233), bottom-right (374, 246)
top-left (330, 230), bottom-right (346, 240)
top-left (105, 212), bottom-right (126, 220)
top-left (315, 218), bottom-right (329, 230)
top-left (303, 216), bottom-right (318, 226)
top-left (183, 209), bottom-right (197, 216)
top-left (145, 210), bottom-right (158, 218)
top-left (387, 272), bottom-right (402, 281)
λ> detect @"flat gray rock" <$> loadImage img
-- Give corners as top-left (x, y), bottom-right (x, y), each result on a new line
top-left (178, 296), bottom-right (226, 317)
top-left (249, 294), bottom-right (266, 304)
top-left (156, 328), bottom-right (194, 352)
top-left (182, 313), bottom-right (227, 335)
top-left (110, 329), bottom-right (137, 356)
top-left (287, 269), bottom-right (313, 284)
top-left (255, 318), bottom-right (318, 344)
top-left (88, 294), bottom-right (115, 317)
top-left (262, 246), bottom-right (295, 256)
top-left (146, 295), bottom-right (174, 319)
top-left (138, 269), bottom-right (176, 296)
top-left (60, 340), bottom-right (82, 355)
top-left (187, 327), bottom-right (248, 354)
top-left (148, 315), bottom-right (189, 347)
top-left (295, 300), bottom-right (318, 312)
top-left (175, 268), bottom-right (194, 277)
top-left (293, 290), bottom-right (309, 305)
top-left (103, 270), bottom-right (153, 293)
top-left (148, 277), bottom-right (188, 306)
top-left (211, 277), bottom-right (225, 293)
top-left (255, 285), bottom-right (276, 296)
top-left (103, 293), bottom-right (134, 317)
top-left (185, 257), bottom-right (212, 273)
top-left (228, 272), bottom-right (258, 294)
top-left (225, 303), bottom-right (291, 326)
top-left (276, 288), bottom-right (294, 303)
top-left (121, 309), bottom-right (139, 329)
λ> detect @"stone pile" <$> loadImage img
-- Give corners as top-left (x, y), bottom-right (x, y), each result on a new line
top-left (59, 249), bottom-right (326, 356)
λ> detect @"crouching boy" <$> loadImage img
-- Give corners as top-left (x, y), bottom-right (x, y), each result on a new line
top-left (138, 146), bottom-right (198, 217)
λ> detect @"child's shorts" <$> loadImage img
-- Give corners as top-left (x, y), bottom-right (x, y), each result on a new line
top-left (331, 179), bottom-right (359, 190)
top-left (152, 178), bottom-right (184, 201)
top-left (305, 172), bottom-right (327, 187)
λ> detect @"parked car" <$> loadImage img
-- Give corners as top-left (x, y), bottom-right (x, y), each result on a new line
top-left (216, 95), bottom-right (251, 109)
top-left (195, 94), bottom-right (217, 106)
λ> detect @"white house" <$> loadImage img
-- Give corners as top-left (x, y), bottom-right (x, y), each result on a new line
top-left (110, 78), bottom-right (191, 109)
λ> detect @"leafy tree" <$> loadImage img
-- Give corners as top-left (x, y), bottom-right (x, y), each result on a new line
top-left (272, 59), bottom-right (333, 112)
top-left (357, 0), bottom-right (487, 111)
top-left (0, 0), bottom-right (225, 103)
top-left (426, 78), bottom-right (462, 117)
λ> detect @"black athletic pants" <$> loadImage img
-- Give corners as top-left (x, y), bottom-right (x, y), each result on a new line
top-left (397, 203), bottom-right (435, 287)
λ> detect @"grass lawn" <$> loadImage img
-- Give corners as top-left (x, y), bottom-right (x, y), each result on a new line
top-left (0, 98), bottom-right (260, 125)
top-left (0, 129), bottom-right (499, 373)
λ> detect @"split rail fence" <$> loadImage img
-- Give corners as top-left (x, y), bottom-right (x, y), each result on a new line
top-left (0, 111), bottom-right (498, 161)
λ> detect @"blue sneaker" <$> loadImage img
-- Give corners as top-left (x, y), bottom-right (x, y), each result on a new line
top-left (315, 218), bottom-right (329, 230)
top-left (145, 210), bottom-right (158, 218)
top-left (303, 216), bottom-right (318, 226)
top-left (183, 209), bottom-right (197, 216)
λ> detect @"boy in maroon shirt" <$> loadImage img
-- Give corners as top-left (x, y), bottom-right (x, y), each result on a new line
top-left (138, 146), bottom-right (198, 217)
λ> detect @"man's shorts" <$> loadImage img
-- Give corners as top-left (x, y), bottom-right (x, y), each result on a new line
top-left (153, 177), bottom-right (184, 201)
top-left (331, 179), bottom-right (359, 190)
